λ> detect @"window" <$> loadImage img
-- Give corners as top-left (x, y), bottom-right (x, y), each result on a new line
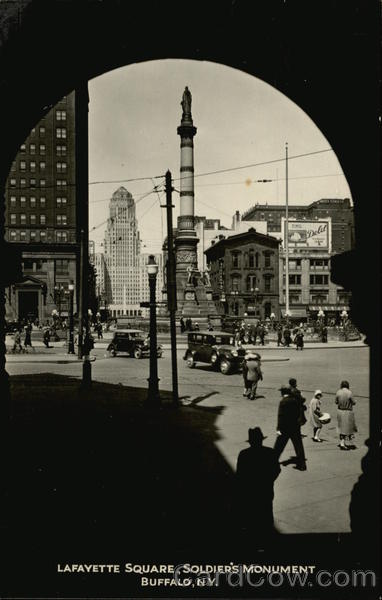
top-left (264, 277), bottom-right (271, 292)
top-left (20, 196), bottom-right (26, 206)
top-left (40, 231), bottom-right (47, 242)
top-left (11, 161), bottom-right (16, 171)
top-left (20, 214), bottom-right (26, 224)
top-left (31, 128), bottom-right (35, 136)
top-left (284, 274), bottom-right (301, 285)
top-left (20, 231), bottom-right (26, 241)
top-left (10, 196), bottom-right (16, 206)
top-left (30, 144), bottom-right (36, 155)
top-left (30, 231), bottom-right (37, 242)
top-left (30, 197), bottom-right (36, 207)
top-left (248, 249), bottom-right (255, 268)
top-left (30, 161), bottom-right (36, 172)
top-left (20, 160), bottom-right (26, 171)
top-left (20, 144), bottom-right (26, 152)
top-left (56, 231), bottom-right (68, 242)
top-left (56, 259), bottom-right (69, 274)
top-left (10, 231), bottom-right (16, 241)
top-left (10, 178), bottom-right (16, 187)
top-left (56, 127), bottom-right (67, 139)
top-left (310, 259), bottom-right (329, 270)
top-left (246, 274), bottom-right (257, 291)
top-left (40, 197), bottom-right (46, 207)
top-left (39, 179), bottom-right (46, 188)
top-left (255, 252), bottom-right (259, 268)
top-left (39, 126), bottom-right (45, 136)
top-left (39, 144), bottom-right (46, 155)
top-left (39, 162), bottom-right (46, 171)
top-left (56, 162), bottom-right (67, 173)
top-left (290, 294), bottom-right (301, 304)
top-left (231, 275), bottom-right (241, 292)
top-left (56, 179), bottom-right (67, 188)
top-left (30, 214), bottom-right (36, 225)
top-left (264, 253), bottom-right (271, 268)
top-left (29, 178), bottom-right (35, 188)
top-left (10, 214), bottom-right (16, 224)
top-left (288, 258), bottom-right (302, 270)
top-left (310, 292), bottom-right (328, 303)
top-left (56, 144), bottom-right (67, 156)
top-left (310, 274), bottom-right (329, 285)
top-left (232, 252), bottom-right (240, 268)
top-left (56, 196), bottom-right (67, 206)
top-left (56, 110), bottom-right (67, 121)
top-left (40, 214), bottom-right (46, 225)
top-left (56, 214), bottom-right (68, 225)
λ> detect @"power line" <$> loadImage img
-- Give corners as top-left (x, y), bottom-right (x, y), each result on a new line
top-left (194, 173), bottom-right (345, 188)
top-left (172, 148), bottom-right (334, 182)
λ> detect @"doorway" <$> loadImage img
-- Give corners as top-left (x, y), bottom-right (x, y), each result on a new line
top-left (18, 291), bottom-right (39, 322)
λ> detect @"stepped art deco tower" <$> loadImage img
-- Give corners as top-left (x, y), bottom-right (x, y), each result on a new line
top-left (174, 87), bottom-right (219, 323)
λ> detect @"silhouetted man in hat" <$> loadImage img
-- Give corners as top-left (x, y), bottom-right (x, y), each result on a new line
top-left (234, 427), bottom-right (281, 536)
top-left (274, 385), bottom-right (307, 470)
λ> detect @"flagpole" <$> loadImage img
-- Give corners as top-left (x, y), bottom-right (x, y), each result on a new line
top-left (285, 142), bottom-right (290, 318)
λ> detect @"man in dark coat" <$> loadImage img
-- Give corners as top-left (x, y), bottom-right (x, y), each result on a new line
top-left (277, 324), bottom-right (283, 347)
top-left (274, 385), bottom-right (307, 470)
top-left (234, 427), bottom-right (280, 535)
top-left (283, 327), bottom-right (291, 347)
top-left (288, 377), bottom-right (307, 425)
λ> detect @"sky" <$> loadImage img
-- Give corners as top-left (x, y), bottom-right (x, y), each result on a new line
top-left (88, 59), bottom-right (352, 254)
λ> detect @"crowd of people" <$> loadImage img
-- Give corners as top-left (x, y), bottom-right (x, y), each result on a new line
top-left (234, 378), bottom-right (358, 535)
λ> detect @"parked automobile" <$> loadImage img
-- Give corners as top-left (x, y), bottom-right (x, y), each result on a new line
top-left (106, 329), bottom-right (163, 358)
top-left (183, 331), bottom-right (247, 374)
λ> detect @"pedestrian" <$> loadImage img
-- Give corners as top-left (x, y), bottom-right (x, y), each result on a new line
top-left (335, 380), bottom-right (357, 450)
top-left (24, 322), bottom-right (33, 349)
top-left (233, 427), bottom-right (280, 537)
top-left (43, 327), bottom-right (51, 348)
top-left (321, 325), bottom-right (328, 343)
top-left (12, 329), bottom-right (23, 353)
top-left (207, 320), bottom-right (213, 331)
top-left (194, 321), bottom-right (199, 331)
top-left (283, 326), bottom-right (291, 347)
top-left (243, 352), bottom-right (263, 400)
top-left (96, 322), bottom-right (103, 339)
top-left (185, 317), bottom-right (192, 331)
top-left (277, 324), bottom-right (283, 347)
top-left (309, 390), bottom-right (324, 442)
top-left (258, 323), bottom-right (266, 346)
top-left (274, 384), bottom-right (307, 470)
top-left (294, 329), bottom-right (304, 351)
top-left (180, 316), bottom-right (186, 333)
top-left (250, 323), bottom-right (257, 344)
top-left (288, 377), bottom-right (307, 425)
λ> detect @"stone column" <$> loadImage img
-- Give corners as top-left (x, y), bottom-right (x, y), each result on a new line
top-left (175, 87), bottom-right (199, 276)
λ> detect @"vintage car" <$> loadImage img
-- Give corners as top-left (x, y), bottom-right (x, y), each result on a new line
top-left (183, 331), bottom-right (247, 374)
top-left (106, 329), bottom-right (163, 358)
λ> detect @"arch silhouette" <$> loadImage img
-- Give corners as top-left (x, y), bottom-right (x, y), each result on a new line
top-left (0, 0), bottom-right (379, 590)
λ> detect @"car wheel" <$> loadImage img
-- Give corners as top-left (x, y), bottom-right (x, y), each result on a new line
top-left (110, 346), bottom-right (117, 357)
top-left (219, 359), bottom-right (231, 375)
top-left (210, 352), bottom-right (219, 369)
top-left (134, 347), bottom-right (143, 359)
top-left (186, 353), bottom-right (195, 368)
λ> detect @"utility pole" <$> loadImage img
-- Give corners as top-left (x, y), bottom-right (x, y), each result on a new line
top-left (164, 170), bottom-right (179, 406)
top-left (285, 142), bottom-right (290, 319)
top-left (75, 81), bottom-right (92, 388)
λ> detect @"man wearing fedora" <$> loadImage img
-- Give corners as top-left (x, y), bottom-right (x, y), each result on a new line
top-left (234, 427), bottom-right (280, 535)
top-left (274, 384), bottom-right (307, 471)
top-left (242, 353), bottom-right (263, 400)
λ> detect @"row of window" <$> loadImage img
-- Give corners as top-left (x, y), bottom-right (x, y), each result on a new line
top-left (283, 258), bottom-right (330, 269)
top-left (9, 214), bottom-right (67, 225)
top-left (282, 274), bottom-right (329, 285)
top-left (9, 178), bottom-right (67, 188)
top-left (231, 251), bottom-right (272, 269)
top-left (230, 274), bottom-right (274, 293)
top-left (19, 144), bottom-right (67, 156)
top-left (16, 161), bottom-right (67, 172)
top-left (286, 294), bottom-right (348, 304)
top-left (9, 196), bottom-right (67, 207)
top-left (9, 230), bottom-right (69, 242)
top-left (28, 126), bottom-right (68, 138)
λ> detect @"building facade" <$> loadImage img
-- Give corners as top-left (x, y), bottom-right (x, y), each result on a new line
top-left (103, 187), bottom-right (142, 317)
top-left (5, 92), bottom-right (78, 323)
top-left (205, 229), bottom-right (280, 319)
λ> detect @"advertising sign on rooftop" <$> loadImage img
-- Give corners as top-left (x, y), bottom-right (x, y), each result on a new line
top-left (282, 218), bottom-right (331, 250)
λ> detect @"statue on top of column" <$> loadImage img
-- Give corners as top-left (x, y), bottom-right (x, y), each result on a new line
top-left (181, 86), bottom-right (192, 118)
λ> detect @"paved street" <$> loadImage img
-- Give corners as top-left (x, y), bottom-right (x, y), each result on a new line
top-left (6, 344), bottom-right (369, 534)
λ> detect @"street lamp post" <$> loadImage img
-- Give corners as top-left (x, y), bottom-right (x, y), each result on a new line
top-left (68, 281), bottom-right (75, 354)
top-left (146, 255), bottom-right (160, 407)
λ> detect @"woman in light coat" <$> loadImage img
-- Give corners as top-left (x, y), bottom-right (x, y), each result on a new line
top-left (335, 380), bottom-right (357, 450)
top-left (309, 390), bottom-right (324, 442)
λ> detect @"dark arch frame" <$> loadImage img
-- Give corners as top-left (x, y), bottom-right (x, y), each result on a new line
top-left (0, 0), bottom-right (379, 594)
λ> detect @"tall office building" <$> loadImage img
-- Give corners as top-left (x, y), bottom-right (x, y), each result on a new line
top-left (5, 92), bottom-right (78, 323)
top-left (104, 187), bottom-right (141, 317)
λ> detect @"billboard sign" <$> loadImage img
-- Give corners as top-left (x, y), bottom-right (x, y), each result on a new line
top-left (282, 219), bottom-right (330, 250)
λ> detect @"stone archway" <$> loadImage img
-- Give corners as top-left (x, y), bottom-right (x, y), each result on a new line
top-left (0, 0), bottom-right (379, 567)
